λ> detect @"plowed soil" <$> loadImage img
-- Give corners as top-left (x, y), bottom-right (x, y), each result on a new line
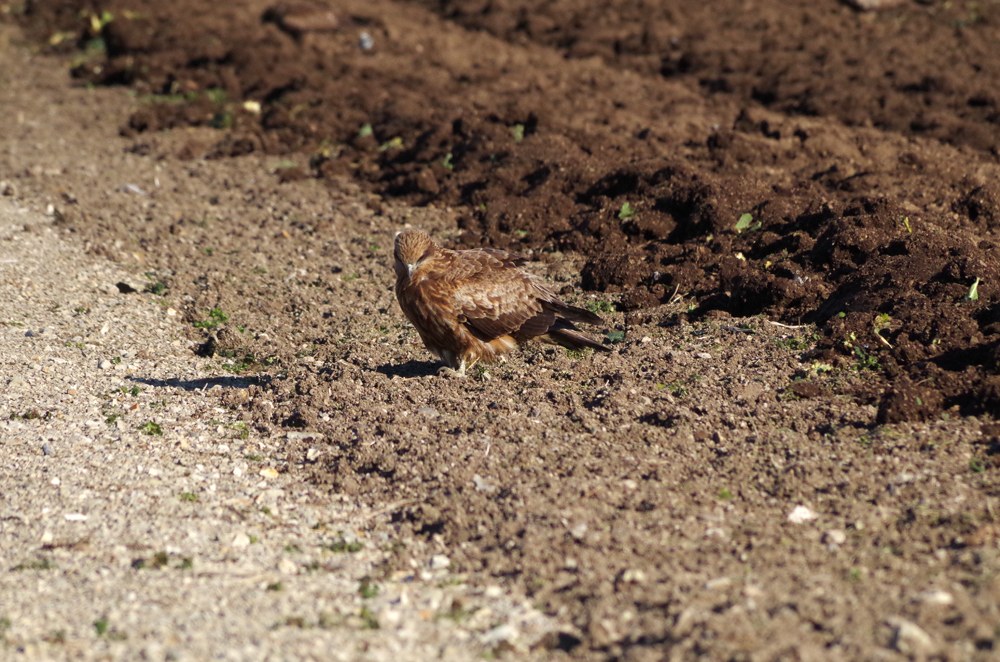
top-left (6, 0), bottom-right (1000, 659)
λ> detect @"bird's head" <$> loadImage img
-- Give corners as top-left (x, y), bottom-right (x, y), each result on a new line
top-left (393, 230), bottom-right (436, 281)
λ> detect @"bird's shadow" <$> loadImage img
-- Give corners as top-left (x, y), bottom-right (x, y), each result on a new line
top-left (129, 375), bottom-right (269, 391)
top-left (376, 360), bottom-right (441, 378)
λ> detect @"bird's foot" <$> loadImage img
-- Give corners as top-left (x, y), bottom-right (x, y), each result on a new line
top-left (437, 360), bottom-right (467, 378)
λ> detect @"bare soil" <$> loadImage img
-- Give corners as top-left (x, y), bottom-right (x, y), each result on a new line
top-left (4, 0), bottom-right (1000, 659)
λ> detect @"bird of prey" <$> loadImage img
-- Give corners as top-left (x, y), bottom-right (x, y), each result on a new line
top-left (393, 230), bottom-right (611, 376)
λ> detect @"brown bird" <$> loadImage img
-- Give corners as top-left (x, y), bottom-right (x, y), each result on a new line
top-left (393, 230), bottom-right (610, 376)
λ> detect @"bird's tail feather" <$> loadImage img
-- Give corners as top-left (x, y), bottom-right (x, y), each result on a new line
top-left (543, 328), bottom-right (611, 353)
top-left (546, 300), bottom-right (604, 326)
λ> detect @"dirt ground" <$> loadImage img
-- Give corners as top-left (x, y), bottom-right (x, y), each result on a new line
top-left (3, 0), bottom-right (1000, 659)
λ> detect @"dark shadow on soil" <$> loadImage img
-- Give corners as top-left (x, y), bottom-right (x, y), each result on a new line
top-left (376, 360), bottom-right (442, 379)
top-left (130, 376), bottom-right (263, 391)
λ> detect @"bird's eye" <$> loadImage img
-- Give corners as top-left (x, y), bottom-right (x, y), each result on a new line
top-left (419, 246), bottom-right (435, 262)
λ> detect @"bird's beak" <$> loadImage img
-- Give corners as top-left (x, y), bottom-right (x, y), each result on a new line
top-left (407, 263), bottom-right (417, 278)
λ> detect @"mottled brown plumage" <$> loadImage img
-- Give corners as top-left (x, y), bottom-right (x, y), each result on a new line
top-left (393, 230), bottom-right (610, 375)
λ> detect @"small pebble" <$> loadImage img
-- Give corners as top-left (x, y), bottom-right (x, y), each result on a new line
top-left (889, 617), bottom-right (935, 656)
top-left (416, 407), bottom-right (439, 418)
top-left (472, 474), bottom-right (496, 493)
top-left (231, 532), bottom-right (251, 549)
top-left (358, 32), bottom-right (374, 50)
top-left (823, 529), bottom-right (846, 545)
top-left (430, 555), bottom-right (451, 570)
top-left (42, 443), bottom-right (54, 456)
top-left (99, 359), bottom-right (112, 370)
top-left (788, 505), bottom-right (818, 524)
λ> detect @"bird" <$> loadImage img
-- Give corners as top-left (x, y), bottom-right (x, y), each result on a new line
top-left (393, 230), bottom-right (611, 376)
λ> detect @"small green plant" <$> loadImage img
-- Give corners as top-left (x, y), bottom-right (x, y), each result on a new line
top-left (326, 537), bottom-right (363, 553)
top-left (12, 557), bottom-right (55, 571)
top-left (137, 421), bottom-right (163, 435)
top-left (93, 618), bottom-right (109, 636)
top-left (851, 345), bottom-right (881, 372)
top-left (144, 281), bottom-right (167, 295)
top-left (193, 308), bottom-right (229, 329)
top-left (244, 453), bottom-right (263, 462)
top-left (970, 458), bottom-right (985, 474)
top-left (511, 123), bottom-right (525, 143)
top-left (586, 300), bottom-right (615, 314)
top-left (618, 202), bottom-right (636, 220)
top-left (901, 216), bottom-right (913, 233)
top-left (267, 582), bottom-right (283, 592)
top-left (605, 331), bottom-right (626, 344)
top-left (178, 492), bottom-right (198, 502)
top-left (965, 277), bottom-right (981, 302)
top-left (734, 212), bottom-right (761, 234)
top-left (342, 273), bottom-right (359, 282)
top-left (358, 576), bottom-right (379, 598)
top-left (359, 606), bottom-right (380, 629)
top-left (441, 152), bottom-right (454, 170)
top-left (378, 136), bottom-right (403, 152)
top-left (203, 88), bottom-right (227, 104)
top-left (73, 306), bottom-right (91, 314)
top-left (717, 488), bottom-right (733, 500)
top-left (358, 123), bottom-right (373, 138)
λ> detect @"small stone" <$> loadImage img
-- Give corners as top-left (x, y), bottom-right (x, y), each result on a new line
top-left (482, 623), bottom-right (518, 645)
top-left (231, 532), bottom-right (251, 549)
top-left (99, 360), bottom-right (112, 370)
top-left (823, 529), bottom-right (847, 545)
top-left (278, 558), bottom-right (298, 574)
top-left (641, 336), bottom-right (651, 343)
top-left (64, 513), bottom-right (87, 521)
top-left (25, 330), bottom-right (37, 337)
top-left (705, 576), bottom-right (732, 590)
top-left (166, 308), bottom-right (177, 317)
top-left (915, 589), bottom-right (953, 605)
top-left (472, 474), bottom-right (496, 493)
top-left (570, 522), bottom-right (588, 540)
top-left (788, 505), bottom-right (818, 524)
top-left (306, 448), bottom-right (321, 461)
top-left (416, 407), bottom-right (439, 418)
top-left (232, 466), bottom-right (243, 477)
top-left (259, 467), bottom-right (279, 479)
top-left (42, 443), bottom-right (54, 456)
top-left (695, 352), bottom-right (712, 359)
top-left (622, 568), bottom-right (646, 584)
top-left (889, 617), bottom-right (935, 657)
top-left (430, 555), bottom-right (451, 570)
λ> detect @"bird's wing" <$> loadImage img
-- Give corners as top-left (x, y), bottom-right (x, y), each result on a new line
top-left (446, 251), bottom-right (553, 341)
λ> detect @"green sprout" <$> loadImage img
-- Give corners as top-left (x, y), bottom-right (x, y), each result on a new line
top-left (511, 124), bottom-right (525, 143)
top-left (735, 213), bottom-right (760, 233)
top-left (618, 202), bottom-right (636, 220)
top-left (966, 277), bottom-right (980, 302)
